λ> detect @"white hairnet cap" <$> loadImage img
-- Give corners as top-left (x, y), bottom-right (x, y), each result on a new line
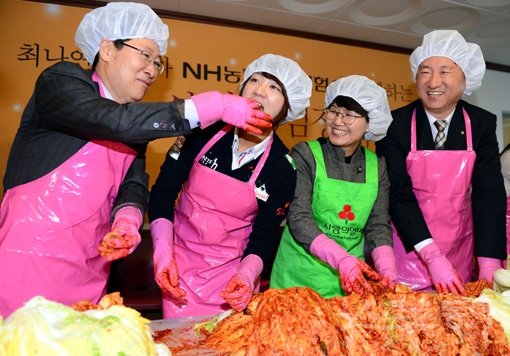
top-left (75, 2), bottom-right (169, 64)
top-left (410, 30), bottom-right (485, 96)
top-left (325, 75), bottom-right (392, 141)
top-left (241, 54), bottom-right (312, 124)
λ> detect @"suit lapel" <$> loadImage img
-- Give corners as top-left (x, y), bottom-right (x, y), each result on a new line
top-left (446, 105), bottom-right (467, 150)
top-left (415, 105), bottom-right (435, 150)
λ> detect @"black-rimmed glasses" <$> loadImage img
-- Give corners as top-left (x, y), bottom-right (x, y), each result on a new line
top-left (121, 42), bottom-right (164, 75)
top-left (324, 108), bottom-right (364, 125)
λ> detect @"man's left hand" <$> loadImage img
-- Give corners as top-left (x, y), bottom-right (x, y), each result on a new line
top-left (99, 207), bottom-right (142, 261)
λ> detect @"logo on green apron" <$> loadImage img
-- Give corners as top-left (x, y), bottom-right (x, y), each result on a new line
top-left (338, 204), bottom-right (355, 222)
top-left (323, 204), bottom-right (362, 240)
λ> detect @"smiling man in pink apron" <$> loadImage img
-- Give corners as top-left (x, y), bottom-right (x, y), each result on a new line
top-left (0, 2), bottom-right (271, 318)
top-left (376, 30), bottom-right (507, 294)
top-left (148, 54), bottom-right (312, 318)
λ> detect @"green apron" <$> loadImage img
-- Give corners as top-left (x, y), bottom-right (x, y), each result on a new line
top-left (271, 141), bottom-right (378, 297)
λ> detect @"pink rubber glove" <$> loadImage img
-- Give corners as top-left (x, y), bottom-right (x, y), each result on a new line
top-left (477, 257), bottom-right (503, 283)
top-left (220, 254), bottom-right (263, 311)
top-left (99, 206), bottom-right (143, 261)
top-left (150, 218), bottom-right (186, 301)
top-left (417, 241), bottom-right (465, 295)
top-left (310, 234), bottom-right (380, 294)
top-left (371, 245), bottom-right (398, 290)
top-left (191, 91), bottom-right (272, 134)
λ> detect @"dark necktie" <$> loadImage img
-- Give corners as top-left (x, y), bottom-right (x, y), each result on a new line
top-left (434, 120), bottom-right (447, 150)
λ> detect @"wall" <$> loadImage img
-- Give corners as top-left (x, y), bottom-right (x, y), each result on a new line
top-left (5, 1), bottom-right (507, 197)
top-left (465, 69), bottom-right (510, 150)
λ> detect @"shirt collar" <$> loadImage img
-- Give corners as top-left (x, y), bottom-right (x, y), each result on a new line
top-left (424, 109), bottom-right (455, 127)
top-left (92, 72), bottom-right (114, 100)
top-left (231, 128), bottom-right (273, 169)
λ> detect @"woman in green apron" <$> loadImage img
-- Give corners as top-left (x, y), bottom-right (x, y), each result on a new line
top-left (271, 75), bottom-right (396, 297)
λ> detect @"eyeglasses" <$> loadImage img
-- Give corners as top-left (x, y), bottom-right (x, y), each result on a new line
top-left (121, 42), bottom-right (165, 74)
top-left (323, 108), bottom-right (364, 125)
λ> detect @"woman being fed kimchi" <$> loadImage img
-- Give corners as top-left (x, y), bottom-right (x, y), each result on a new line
top-left (271, 75), bottom-right (396, 297)
top-left (148, 54), bottom-right (312, 317)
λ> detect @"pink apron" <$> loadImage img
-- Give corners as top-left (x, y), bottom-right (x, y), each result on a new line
top-left (393, 108), bottom-right (476, 290)
top-left (506, 196), bottom-right (510, 257)
top-left (0, 73), bottom-right (136, 317)
top-left (163, 125), bottom-right (272, 318)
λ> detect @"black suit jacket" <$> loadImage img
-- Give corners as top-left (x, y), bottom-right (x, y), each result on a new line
top-left (3, 61), bottom-right (191, 215)
top-left (376, 99), bottom-right (506, 259)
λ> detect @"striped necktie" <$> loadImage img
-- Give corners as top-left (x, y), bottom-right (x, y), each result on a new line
top-left (434, 120), bottom-right (447, 150)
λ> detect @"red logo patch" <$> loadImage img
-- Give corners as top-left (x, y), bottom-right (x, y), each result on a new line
top-left (338, 204), bottom-right (355, 222)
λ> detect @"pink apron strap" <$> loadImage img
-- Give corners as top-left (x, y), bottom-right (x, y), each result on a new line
top-left (411, 110), bottom-right (418, 152)
top-left (462, 108), bottom-right (473, 151)
top-left (92, 72), bottom-right (106, 98)
top-left (196, 125), bottom-right (232, 161)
